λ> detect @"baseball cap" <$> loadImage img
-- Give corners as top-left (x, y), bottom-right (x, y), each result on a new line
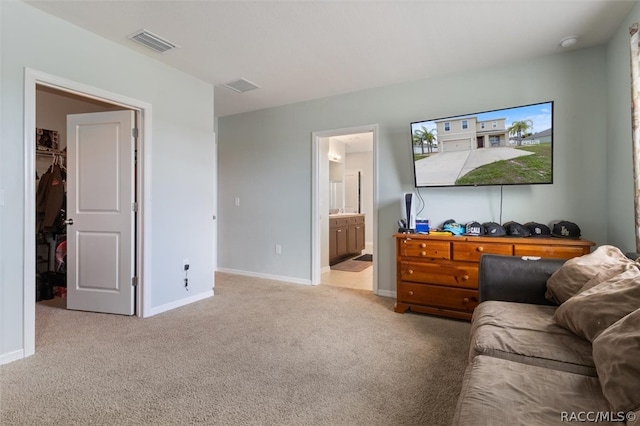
top-left (464, 221), bottom-right (484, 236)
top-left (524, 222), bottom-right (551, 237)
top-left (503, 221), bottom-right (531, 237)
top-left (443, 219), bottom-right (465, 236)
top-left (550, 220), bottom-right (581, 239)
top-left (482, 222), bottom-right (506, 237)
top-left (524, 222), bottom-right (551, 238)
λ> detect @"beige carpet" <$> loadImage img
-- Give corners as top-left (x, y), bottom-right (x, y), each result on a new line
top-left (1, 273), bottom-right (471, 425)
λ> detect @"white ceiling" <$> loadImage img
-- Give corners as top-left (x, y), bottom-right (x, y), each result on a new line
top-left (333, 133), bottom-right (374, 153)
top-left (26, 0), bottom-right (635, 118)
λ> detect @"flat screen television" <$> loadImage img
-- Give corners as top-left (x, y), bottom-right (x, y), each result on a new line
top-left (410, 101), bottom-right (553, 187)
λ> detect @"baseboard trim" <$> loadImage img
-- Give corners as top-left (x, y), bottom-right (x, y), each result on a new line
top-left (376, 289), bottom-right (396, 298)
top-left (149, 290), bottom-right (214, 317)
top-left (1, 349), bottom-right (25, 365)
top-left (216, 268), bottom-right (312, 286)
top-left (320, 266), bottom-right (331, 274)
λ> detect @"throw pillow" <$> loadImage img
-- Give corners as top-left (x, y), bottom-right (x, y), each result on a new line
top-left (553, 267), bottom-right (640, 341)
top-left (593, 308), bottom-right (640, 414)
top-left (545, 245), bottom-right (631, 304)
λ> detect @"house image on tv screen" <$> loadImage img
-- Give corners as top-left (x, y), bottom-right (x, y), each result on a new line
top-left (521, 128), bottom-right (552, 145)
top-left (434, 116), bottom-right (508, 152)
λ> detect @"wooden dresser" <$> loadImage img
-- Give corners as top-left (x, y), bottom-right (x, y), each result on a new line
top-left (394, 233), bottom-right (595, 320)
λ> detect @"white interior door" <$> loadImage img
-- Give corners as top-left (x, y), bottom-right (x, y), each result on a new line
top-left (344, 170), bottom-right (361, 213)
top-left (66, 111), bottom-right (135, 315)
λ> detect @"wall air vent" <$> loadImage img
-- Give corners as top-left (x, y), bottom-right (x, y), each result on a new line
top-left (222, 78), bottom-right (261, 93)
top-left (128, 29), bottom-right (179, 53)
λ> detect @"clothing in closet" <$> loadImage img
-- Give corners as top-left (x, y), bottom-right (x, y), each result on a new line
top-left (36, 162), bottom-right (66, 232)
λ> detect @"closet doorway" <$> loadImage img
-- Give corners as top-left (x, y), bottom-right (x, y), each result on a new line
top-left (35, 85), bottom-right (136, 313)
top-left (24, 69), bottom-right (152, 358)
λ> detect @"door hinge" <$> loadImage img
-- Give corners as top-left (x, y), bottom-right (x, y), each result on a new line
top-left (132, 202), bottom-right (138, 212)
top-left (132, 276), bottom-right (138, 287)
top-left (132, 128), bottom-right (139, 138)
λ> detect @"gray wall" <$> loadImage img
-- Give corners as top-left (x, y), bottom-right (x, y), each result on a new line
top-left (1, 2), bottom-right (215, 360)
top-left (219, 46), bottom-right (613, 294)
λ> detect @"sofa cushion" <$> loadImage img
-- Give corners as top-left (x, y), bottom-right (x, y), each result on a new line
top-left (593, 308), bottom-right (640, 415)
top-left (452, 355), bottom-right (612, 426)
top-left (553, 268), bottom-right (640, 341)
top-left (470, 301), bottom-right (596, 376)
top-left (545, 245), bottom-right (631, 304)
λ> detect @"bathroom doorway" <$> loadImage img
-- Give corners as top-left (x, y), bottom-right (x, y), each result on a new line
top-left (311, 125), bottom-right (378, 293)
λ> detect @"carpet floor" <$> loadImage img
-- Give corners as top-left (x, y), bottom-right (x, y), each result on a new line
top-left (1, 272), bottom-right (471, 425)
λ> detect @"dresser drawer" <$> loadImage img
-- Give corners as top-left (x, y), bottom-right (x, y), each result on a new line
top-left (400, 239), bottom-right (451, 260)
top-left (514, 244), bottom-right (588, 259)
top-left (452, 241), bottom-right (513, 261)
top-left (399, 261), bottom-right (477, 289)
top-left (398, 283), bottom-right (479, 312)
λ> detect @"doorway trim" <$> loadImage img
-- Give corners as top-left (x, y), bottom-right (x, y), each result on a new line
top-left (311, 124), bottom-right (379, 293)
top-left (23, 68), bottom-right (152, 358)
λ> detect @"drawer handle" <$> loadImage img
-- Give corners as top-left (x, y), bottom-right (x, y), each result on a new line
top-left (463, 297), bottom-right (470, 303)
top-left (420, 243), bottom-right (426, 248)
top-left (337, 229), bottom-right (342, 232)
top-left (408, 291), bottom-right (414, 296)
top-left (476, 246), bottom-right (484, 252)
top-left (420, 251), bottom-right (427, 256)
top-left (461, 275), bottom-right (469, 281)
top-left (408, 269), bottom-right (414, 275)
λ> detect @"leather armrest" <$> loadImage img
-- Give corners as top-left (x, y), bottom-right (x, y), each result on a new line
top-left (478, 254), bottom-right (566, 305)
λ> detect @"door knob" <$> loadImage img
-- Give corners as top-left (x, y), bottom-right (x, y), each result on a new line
top-left (64, 218), bottom-right (74, 225)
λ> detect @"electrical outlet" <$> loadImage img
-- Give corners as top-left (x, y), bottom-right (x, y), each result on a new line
top-left (183, 258), bottom-right (190, 270)
top-left (234, 196), bottom-right (240, 207)
top-left (275, 244), bottom-right (282, 255)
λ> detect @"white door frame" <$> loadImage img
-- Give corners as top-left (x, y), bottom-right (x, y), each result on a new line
top-left (311, 124), bottom-right (378, 293)
top-left (23, 68), bottom-right (153, 358)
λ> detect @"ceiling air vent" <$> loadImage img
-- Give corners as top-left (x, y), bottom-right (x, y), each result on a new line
top-left (128, 29), bottom-right (179, 53)
top-left (222, 78), bottom-right (261, 93)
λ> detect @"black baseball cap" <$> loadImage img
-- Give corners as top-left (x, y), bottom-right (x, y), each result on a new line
top-left (482, 222), bottom-right (506, 237)
top-left (464, 221), bottom-right (484, 236)
top-left (550, 220), bottom-right (581, 239)
top-left (503, 221), bottom-right (531, 238)
top-left (524, 222), bottom-right (551, 237)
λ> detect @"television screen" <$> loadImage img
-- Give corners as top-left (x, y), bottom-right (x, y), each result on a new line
top-left (410, 101), bottom-right (553, 187)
